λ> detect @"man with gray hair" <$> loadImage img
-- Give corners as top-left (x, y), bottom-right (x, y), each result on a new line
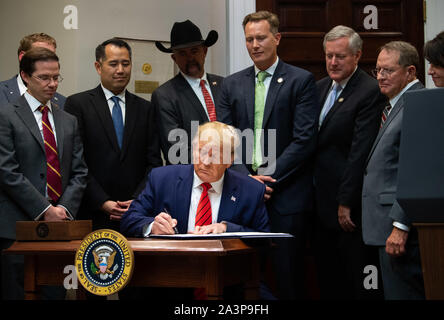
top-left (362, 41), bottom-right (425, 299)
top-left (314, 25), bottom-right (387, 299)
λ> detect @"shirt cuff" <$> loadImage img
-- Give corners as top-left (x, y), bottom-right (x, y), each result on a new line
top-left (393, 221), bottom-right (410, 232)
top-left (143, 222), bottom-right (154, 237)
top-left (58, 205), bottom-right (74, 220)
top-left (34, 204), bottom-right (51, 221)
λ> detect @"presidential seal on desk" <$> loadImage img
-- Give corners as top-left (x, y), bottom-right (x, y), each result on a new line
top-left (75, 229), bottom-right (134, 296)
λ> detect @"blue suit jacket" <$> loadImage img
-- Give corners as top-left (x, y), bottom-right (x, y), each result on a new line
top-left (120, 165), bottom-right (270, 237)
top-left (0, 75), bottom-right (66, 108)
top-left (217, 60), bottom-right (319, 216)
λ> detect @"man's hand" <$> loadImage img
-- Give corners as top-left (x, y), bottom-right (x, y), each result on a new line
top-left (151, 212), bottom-right (178, 235)
top-left (101, 200), bottom-right (129, 221)
top-left (117, 200), bottom-right (133, 209)
top-left (43, 206), bottom-right (68, 221)
top-left (193, 223), bottom-right (227, 235)
top-left (250, 175), bottom-right (276, 201)
top-left (338, 205), bottom-right (356, 232)
top-left (386, 227), bottom-right (409, 257)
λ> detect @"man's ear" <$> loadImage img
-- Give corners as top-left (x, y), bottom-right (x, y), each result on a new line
top-left (94, 61), bottom-right (101, 75)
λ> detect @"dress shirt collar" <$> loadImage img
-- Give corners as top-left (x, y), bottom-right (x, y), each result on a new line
top-left (192, 170), bottom-right (225, 195)
top-left (101, 84), bottom-right (126, 103)
top-left (17, 74), bottom-right (28, 96)
top-left (254, 57), bottom-right (279, 78)
top-left (389, 79), bottom-right (419, 109)
top-left (181, 71), bottom-right (209, 89)
top-left (24, 91), bottom-right (53, 113)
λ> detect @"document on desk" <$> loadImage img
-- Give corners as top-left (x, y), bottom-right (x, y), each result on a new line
top-left (149, 232), bottom-right (293, 240)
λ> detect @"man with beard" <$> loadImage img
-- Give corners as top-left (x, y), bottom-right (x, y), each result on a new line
top-left (152, 20), bottom-right (224, 164)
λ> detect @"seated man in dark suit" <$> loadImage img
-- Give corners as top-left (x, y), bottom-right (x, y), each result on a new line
top-left (0, 33), bottom-right (66, 108)
top-left (121, 121), bottom-right (270, 237)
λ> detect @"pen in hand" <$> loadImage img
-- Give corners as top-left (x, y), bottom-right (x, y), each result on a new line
top-left (164, 208), bottom-right (179, 234)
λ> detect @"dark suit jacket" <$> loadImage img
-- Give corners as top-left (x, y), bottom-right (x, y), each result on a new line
top-left (120, 165), bottom-right (270, 237)
top-left (0, 95), bottom-right (88, 239)
top-left (0, 75), bottom-right (66, 108)
top-left (314, 68), bottom-right (387, 230)
top-left (151, 73), bottom-right (223, 164)
top-left (218, 60), bottom-right (319, 216)
top-left (362, 81), bottom-right (424, 246)
top-left (64, 85), bottom-right (162, 229)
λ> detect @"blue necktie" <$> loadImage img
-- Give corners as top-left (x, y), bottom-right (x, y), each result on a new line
top-left (111, 96), bottom-right (124, 148)
top-left (319, 82), bottom-right (341, 128)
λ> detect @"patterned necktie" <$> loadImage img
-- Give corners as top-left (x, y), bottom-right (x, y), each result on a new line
top-left (195, 182), bottom-right (212, 227)
top-left (111, 96), bottom-right (124, 148)
top-left (319, 82), bottom-right (341, 127)
top-left (252, 71), bottom-right (270, 172)
top-left (39, 105), bottom-right (62, 202)
top-left (200, 79), bottom-right (217, 122)
top-left (380, 104), bottom-right (392, 128)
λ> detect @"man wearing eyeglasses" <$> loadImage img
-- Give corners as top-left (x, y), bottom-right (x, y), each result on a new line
top-left (0, 33), bottom-right (66, 108)
top-left (313, 25), bottom-right (387, 300)
top-left (362, 41), bottom-right (425, 300)
top-left (0, 47), bottom-right (88, 299)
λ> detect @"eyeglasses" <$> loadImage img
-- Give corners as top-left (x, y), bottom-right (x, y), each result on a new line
top-left (32, 74), bottom-right (64, 85)
top-left (371, 67), bottom-right (400, 78)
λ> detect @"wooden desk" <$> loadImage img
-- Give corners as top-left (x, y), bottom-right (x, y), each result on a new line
top-left (4, 238), bottom-right (263, 300)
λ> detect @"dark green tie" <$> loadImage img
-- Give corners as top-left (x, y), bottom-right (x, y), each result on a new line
top-left (253, 71), bottom-right (270, 171)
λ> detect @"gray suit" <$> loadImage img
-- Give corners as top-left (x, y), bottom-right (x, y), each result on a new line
top-left (0, 75), bottom-right (66, 109)
top-left (0, 95), bottom-right (87, 240)
top-left (362, 81), bottom-right (425, 299)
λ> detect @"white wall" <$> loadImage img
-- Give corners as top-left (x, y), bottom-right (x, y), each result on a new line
top-left (424, 0), bottom-right (444, 88)
top-left (0, 0), bottom-right (227, 96)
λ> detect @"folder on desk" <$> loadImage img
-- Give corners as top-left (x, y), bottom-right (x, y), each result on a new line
top-left (149, 231), bottom-right (293, 240)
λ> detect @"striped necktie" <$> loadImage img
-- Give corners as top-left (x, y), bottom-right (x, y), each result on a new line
top-left (380, 104), bottom-right (392, 128)
top-left (39, 105), bottom-right (62, 202)
top-left (200, 80), bottom-right (217, 122)
top-left (252, 70), bottom-right (270, 171)
top-left (195, 182), bottom-right (212, 227)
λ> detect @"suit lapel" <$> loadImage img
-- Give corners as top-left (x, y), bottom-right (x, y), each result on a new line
top-left (14, 96), bottom-right (45, 152)
top-left (174, 165), bottom-right (194, 233)
top-left (320, 69), bottom-right (362, 130)
top-left (218, 170), bottom-right (239, 223)
top-left (52, 105), bottom-right (64, 159)
top-left (207, 74), bottom-right (221, 104)
top-left (120, 91), bottom-right (138, 159)
top-left (262, 61), bottom-right (286, 128)
top-left (91, 86), bottom-right (121, 153)
top-left (2, 76), bottom-right (20, 103)
top-left (243, 67), bottom-right (256, 128)
top-left (175, 74), bottom-right (209, 121)
top-left (366, 81), bottom-right (424, 164)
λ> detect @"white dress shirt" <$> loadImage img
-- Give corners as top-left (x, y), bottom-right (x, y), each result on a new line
top-left (144, 171), bottom-right (225, 236)
top-left (24, 91), bottom-right (72, 220)
top-left (101, 84), bottom-right (126, 125)
top-left (254, 57), bottom-right (279, 97)
top-left (181, 72), bottom-right (215, 120)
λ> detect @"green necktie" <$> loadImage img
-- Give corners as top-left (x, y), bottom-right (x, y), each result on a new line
top-left (252, 71), bottom-right (270, 171)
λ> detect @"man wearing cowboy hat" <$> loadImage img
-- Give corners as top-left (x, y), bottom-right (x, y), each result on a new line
top-left (152, 20), bottom-right (224, 165)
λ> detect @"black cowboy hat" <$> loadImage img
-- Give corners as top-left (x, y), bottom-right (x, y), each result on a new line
top-left (155, 20), bottom-right (218, 53)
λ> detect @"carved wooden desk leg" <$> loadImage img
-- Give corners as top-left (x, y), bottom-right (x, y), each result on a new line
top-left (205, 257), bottom-right (224, 300)
top-left (24, 255), bottom-right (38, 300)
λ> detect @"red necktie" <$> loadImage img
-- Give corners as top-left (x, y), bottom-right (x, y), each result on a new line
top-left (194, 182), bottom-right (212, 300)
top-left (39, 105), bottom-right (62, 202)
top-left (199, 80), bottom-right (217, 122)
top-left (380, 104), bottom-right (392, 128)
top-left (195, 182), bottom-right (212, 227)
